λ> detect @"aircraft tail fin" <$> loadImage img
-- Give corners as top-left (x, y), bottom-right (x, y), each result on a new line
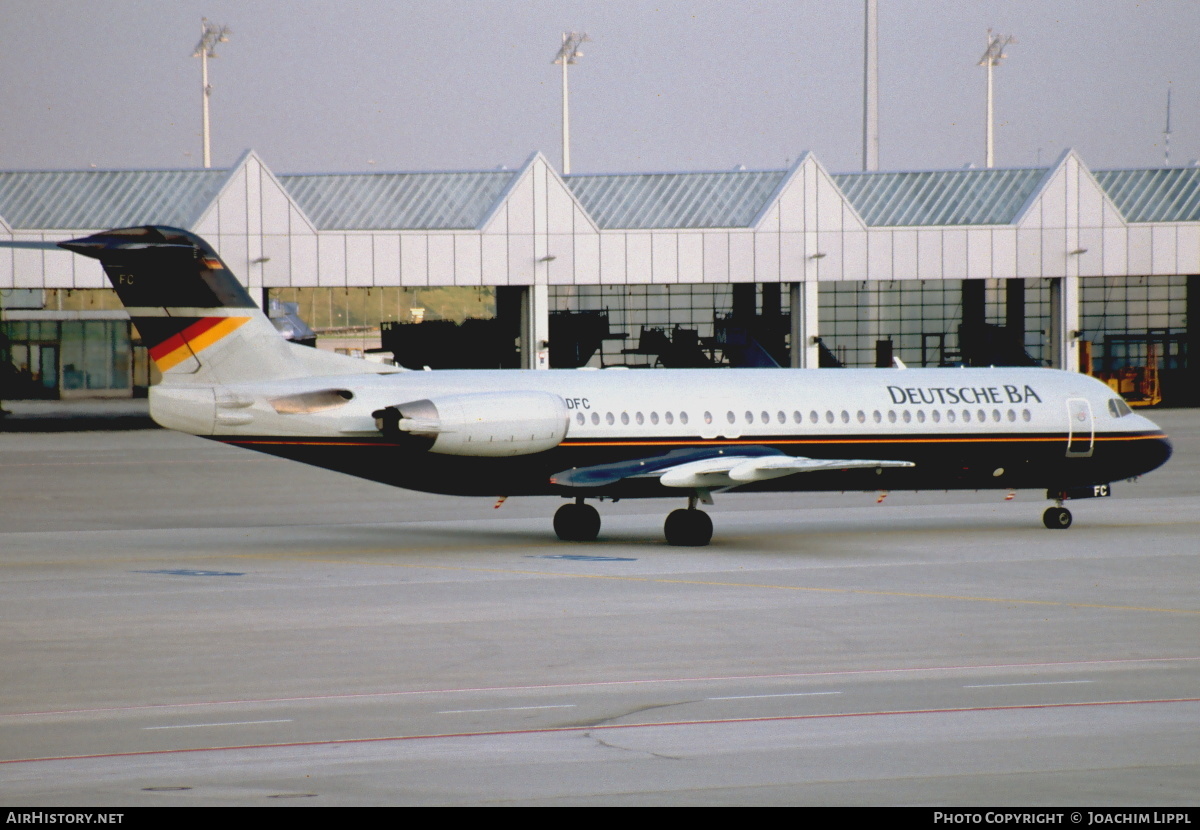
top-left (59, 226), bottom-right (377, 386)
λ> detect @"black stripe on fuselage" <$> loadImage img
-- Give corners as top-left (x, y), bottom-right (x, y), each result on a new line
top-left (211, 431), bottom-right (1171, 498)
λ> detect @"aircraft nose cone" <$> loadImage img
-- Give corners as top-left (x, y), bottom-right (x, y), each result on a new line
top-left (1151, 435), bottom-right (1173, 471)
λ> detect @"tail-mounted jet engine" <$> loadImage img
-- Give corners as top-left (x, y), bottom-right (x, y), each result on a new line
top-left (373, 391), bottom-right (569, 457)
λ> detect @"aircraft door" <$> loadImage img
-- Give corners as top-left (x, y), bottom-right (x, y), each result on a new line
top-left (1065, 397), bottom-right (1094, 457)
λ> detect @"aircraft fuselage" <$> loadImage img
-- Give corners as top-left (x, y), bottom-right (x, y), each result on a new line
top-left (156, 365), bottom-right (1171, 499)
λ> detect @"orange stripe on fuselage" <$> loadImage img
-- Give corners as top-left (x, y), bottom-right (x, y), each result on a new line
top-left (149, 317), bottom-right (249, 371)
top-left (557, 433), bottom-right (1167, 448)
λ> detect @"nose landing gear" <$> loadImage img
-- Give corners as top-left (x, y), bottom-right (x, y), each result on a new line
top-left (1042, 503), bottom-right (1072, 529)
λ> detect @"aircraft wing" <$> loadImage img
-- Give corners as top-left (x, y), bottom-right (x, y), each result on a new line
top-left (656, 454), bottom-right (913, 489)
top-left (550, 446), bottom-right (913, 491)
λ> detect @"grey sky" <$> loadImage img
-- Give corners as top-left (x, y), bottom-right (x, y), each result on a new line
top-left (1, 1), bottom-right (1196, 175)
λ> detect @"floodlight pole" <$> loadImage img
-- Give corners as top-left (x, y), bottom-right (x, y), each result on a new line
top-left (1164, 87), bottom-right (1173, 166)
top-left (862, 0), bottom-right (879, 171)
top-left (979, 29), bottom-right (1015, 168)
top-left (193, 18), bottom-right (232, 169)
top-left (554, 32), bottom-right (589, 175)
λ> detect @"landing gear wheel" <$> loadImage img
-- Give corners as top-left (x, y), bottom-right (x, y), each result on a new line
top-left (553, 502), bottom-right (601, 542)
top-left (664, 508), bottom-right (713, 547)
top-left (1042, 506), bottom-right (1072, 529)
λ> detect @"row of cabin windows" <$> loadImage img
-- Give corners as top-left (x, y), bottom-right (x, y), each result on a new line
top-left (574, 408), bottom-right (1036, 428)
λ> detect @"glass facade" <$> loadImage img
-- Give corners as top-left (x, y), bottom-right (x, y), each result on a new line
top-left (1081, 275), bottom-right (1189, 372)
top-left (818, 279), bottom-right (1052, 367)
top-left (2, 280), bottom-right (1190, 399)
top-left (268, 286), bottom-right (495, 329)
top-left (1, 317), bottom-right (136, 399)
top-left (551, 284), bottom-right (735, 367)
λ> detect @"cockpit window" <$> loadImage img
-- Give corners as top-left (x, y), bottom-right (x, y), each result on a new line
top-left (1107, 398), bottom-right (1133, 418)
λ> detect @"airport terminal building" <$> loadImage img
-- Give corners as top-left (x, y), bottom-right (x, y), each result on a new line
top-left (1, 149), bottom-right (1197, 403)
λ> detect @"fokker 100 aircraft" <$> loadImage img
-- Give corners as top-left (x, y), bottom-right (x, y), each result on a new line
top-left (5, 226), bottom-right (1172, 545)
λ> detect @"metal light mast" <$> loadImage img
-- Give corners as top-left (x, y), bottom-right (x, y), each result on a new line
top-left (193, 17), bottom-right (232, 169)
top-left (978, 28), bottom-right (1015, 168)
top-left (553, 32), bottom-right (589, 175)
top-left (1164, 87), bottom-right (1173, 166)
top-left (862, 0), bottom-right (879, 171)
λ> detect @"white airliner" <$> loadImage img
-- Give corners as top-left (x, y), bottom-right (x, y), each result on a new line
top-left (6, 226), bottom-right (1172, 545)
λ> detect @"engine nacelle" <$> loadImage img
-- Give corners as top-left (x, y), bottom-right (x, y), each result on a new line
top-left (373, 391), bottom-right (569, 456)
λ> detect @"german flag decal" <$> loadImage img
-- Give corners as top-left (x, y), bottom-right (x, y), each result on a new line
top-left (147, 316), bottom-right (250, 371)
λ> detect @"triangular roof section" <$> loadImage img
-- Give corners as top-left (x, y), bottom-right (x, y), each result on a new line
top-left (1012, 149), bottom-right (1125, 229)
top-left (477, 151), bottom-right (539, 232)
top-left (0, 165), bottom-right (229, 231)
top-left (281, 159), bottom-right (517, 231)
top-left (540, 153), bottom-right (601, 235)
top-left (243, 148), bottom-right (320, 235)
top-left (477, 151), bottom-right (601, 235)
top-left (190, 149), bottom-right (320, 235)
top-left (184, 148), bottom-right (264, 232)
top-left (751, 152), bottom-right (869, 231)
top-left (749, 152), bottom-right (809, 229)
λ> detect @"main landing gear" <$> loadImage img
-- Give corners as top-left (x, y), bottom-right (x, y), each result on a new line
top-left (664, 507), bottom-right (713, 547)
top-left (553, 495), bottom-right (715, 546)
top-left (553, 498), bottom-right (601, 542)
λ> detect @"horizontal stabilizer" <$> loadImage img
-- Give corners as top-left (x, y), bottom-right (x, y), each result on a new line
top-left (0, 240), bottom-right (64, 250)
